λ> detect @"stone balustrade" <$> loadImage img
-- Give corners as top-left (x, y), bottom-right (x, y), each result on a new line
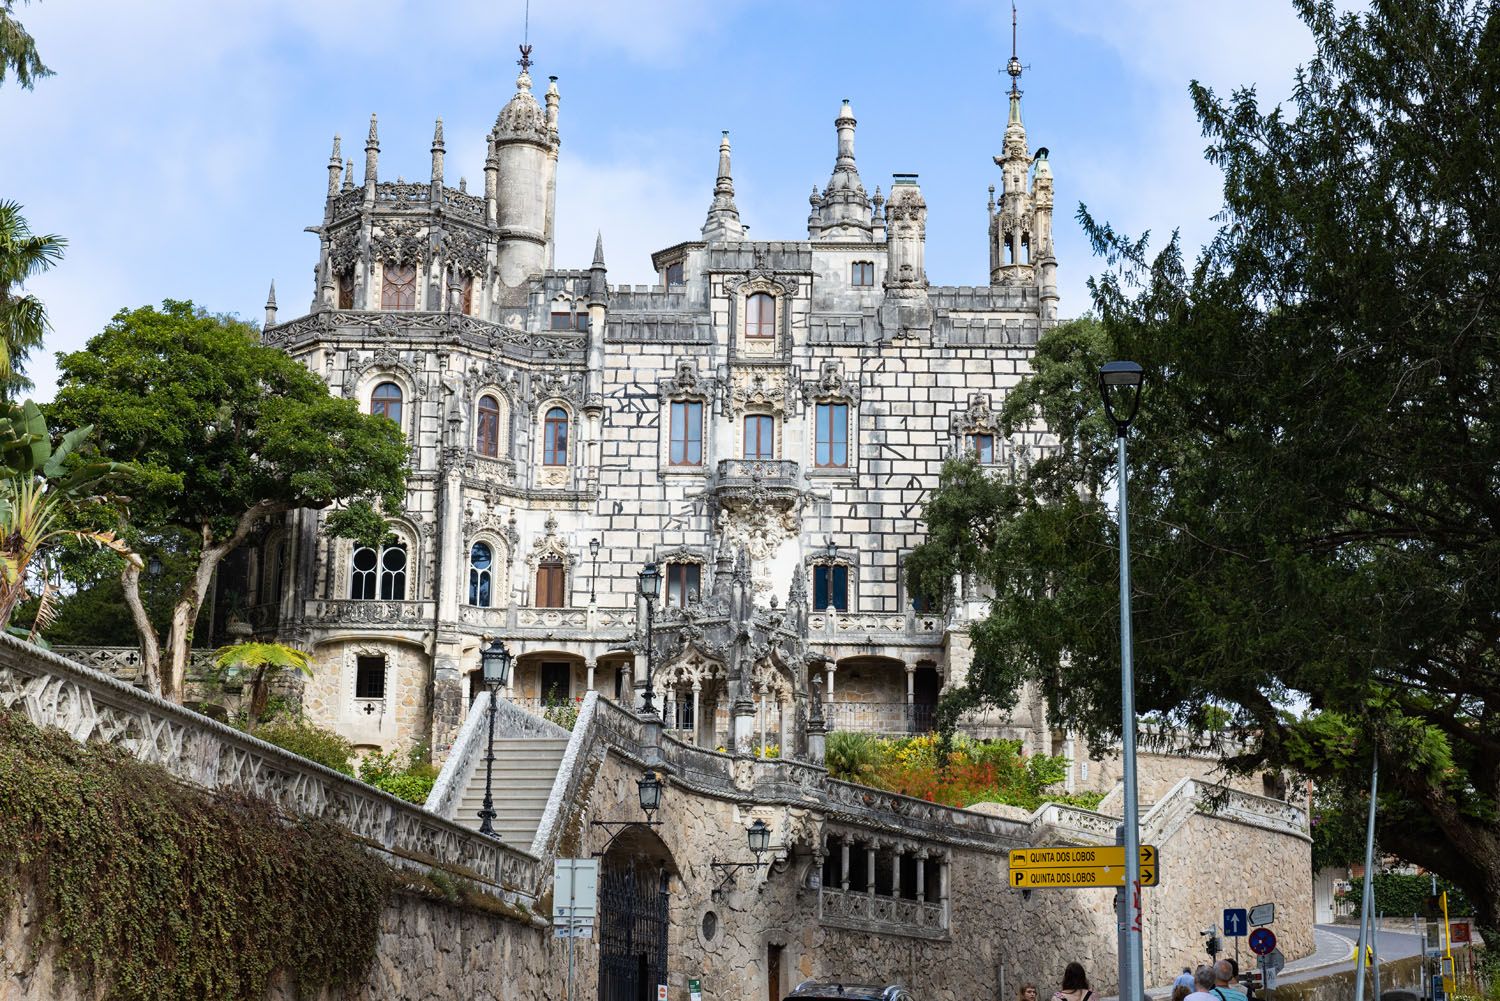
top-left (51, 646), bottom-right (217, 684)
top-left (0, 636), bottom-right (541, 902)
top-left (305, 598), bottom-right (436, 626)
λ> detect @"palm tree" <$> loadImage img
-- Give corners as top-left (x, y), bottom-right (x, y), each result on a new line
top-left (0, 1), bottom-right (52, 90)
top-left (0, 201), bottom-right (64, 395)
top-left (212, 642), bottom-right (314, 722)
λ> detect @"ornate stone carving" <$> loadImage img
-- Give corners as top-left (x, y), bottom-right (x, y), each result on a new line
top-left (730, 370), bottom-right (794, 416)
top-left (341, 346), bottom-right (423, 402)
top-left (952, 392), bottom-right (1001, 436)
top-left (659, 358), bottom-right (715, 400)
top-left (370, 221), bottom-right (427, 265)
top-left (441, 229), bottom-right (488, 277)
top-left (800, 360), bottom-right (860, 405)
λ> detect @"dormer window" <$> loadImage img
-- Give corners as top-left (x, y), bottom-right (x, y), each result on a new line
top-left (745, 293), bottom-right (775, 339)
top-left (381, 263), bottom-right (416, 310)
top-left (851, 261), bottom-right (875, 287)
top-left (665, 262), bottom-right (685, 286)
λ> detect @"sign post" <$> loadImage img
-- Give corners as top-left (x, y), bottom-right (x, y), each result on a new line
top-left (553, 859), bottom-right (600, 1001)
top-left (1008, 845), bottom-right (1160, 890)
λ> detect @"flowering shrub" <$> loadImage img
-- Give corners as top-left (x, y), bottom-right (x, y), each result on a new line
top-left (543, 693), bottom-right (582, 730)
top-left (754, 743), bottom-right (781, 759)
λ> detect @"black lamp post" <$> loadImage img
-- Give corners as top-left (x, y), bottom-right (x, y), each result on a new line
top-left (476, 637), bottom-right (512, 838)
top-left (637, 561), bottom-right (661, 715)
top-left (590, 769), bottom-right (665, 851)
top-left (588, 537), bottom-right (601, 603)
top-left (710, 818), bottom-right (783, 890)
top-left (1098, 359), bottom-right (1145, 1001)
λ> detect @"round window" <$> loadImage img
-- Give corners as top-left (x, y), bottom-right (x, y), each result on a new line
top-left (700, 910), bottom-right (718, 942)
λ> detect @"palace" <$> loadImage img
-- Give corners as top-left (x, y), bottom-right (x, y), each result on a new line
top-left (246, 44), bottom-right (1063, 769)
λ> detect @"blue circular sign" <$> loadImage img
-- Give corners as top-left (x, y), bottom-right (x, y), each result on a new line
top-left (1249, 928), bottom-right (1277, 956)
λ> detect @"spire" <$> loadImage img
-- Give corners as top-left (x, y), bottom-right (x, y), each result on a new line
top-left (326, 134), bottom-right (342, 197)
top-left (430, 116), bottom-right (444, 184)
top-left (264, 281), bottom-right (278, 327)
top-left (1006, 2), bottom-right (1025, 127)
top-left (592, 231), bottom-right (606, 268)
top-left (364, 113), bottom-right (379, 186)
top-left (342, 159), bottom-right (354, 193)
top-left (809, 99), bottom-right (872, 241)
top-left (589, 231), bottom-right (608, 304)
top-left (701, 131), bottom-right (744, 243)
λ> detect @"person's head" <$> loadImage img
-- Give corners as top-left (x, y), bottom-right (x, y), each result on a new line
top-left (1227, 959), bottom-right (1240, 979)
top-left (1195, 966), bottom-right (1217, 991)
top-left (1062, 963), bottom-right (1090, 992)
top-left (1172, 987), bottom-right (1191, 1001)
top-left (1020, 984), bottom-right (1038, 1001)
top-left (1183, 969), bottom-right (1193, 976)
top-left (1215, 960), bottom-right (1235, 985)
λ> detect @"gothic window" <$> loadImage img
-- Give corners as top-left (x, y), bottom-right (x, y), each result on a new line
top-left (543, 407), bottom-right (569, 466)
top-left (461, 276), bottom-right (474, 314)
top-left (536, 558), bottom-right (566, 608)
top-left (550, 312), bottom-right (573, 330)
top-left (350, 543), bottom-right (407, 600)
top-left (851, 261), bottom-right (875, 287)
top-left (669, 401), bottom-right (703, 465)
top-left (665, 261), bottom-right (685, 286)
top-left (665, 562), bottom-right (700, 608)
top-left (381, 262), bottom-right (417, 310)
top-left (476, 395), bottom-right (501, 457)
top-left (745, 292), bottom-right (775, 338)
top-left (468, 542), bottom-right (494, 607)
top-left (815, 402), bottom-right (848, 467)
top-left (813, 564), bottom-right (848, 612)
top-left (262, 536), bottom-right (286, 606)
top-left (744, 414), bottom-right (774, 460)
top-left (1004, 232), bottom-right (1016, 266)
top-left (370, 382), bottom-right (403, 426)
top-left (337, 272), bottom-right (354, 310)
top-left (1022, 232), bottom-right (1032, 264)
top-left (355, 655), bottom-right (386, 700)
top-left (966, 433), bottom-right (995, 464)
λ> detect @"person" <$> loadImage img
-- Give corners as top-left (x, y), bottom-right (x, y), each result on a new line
top-left (1213, 959), bottom-right (1248, 1001)
top-left (1174, 968), bottom-right (1195, 991)
top-left (1185, 965), bottom-right (1217, 1001)
top-left (1172, 986), bottom-right (1192, 1001)
top-left (1020, 984), bottom-right (1039, 1001)
top-left (1053, 963), bottom-right (1093, 1001)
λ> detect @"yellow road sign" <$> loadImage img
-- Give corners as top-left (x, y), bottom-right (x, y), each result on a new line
top-left (1009, 845), bottom-right (1158, 870)
top-left (1010, 863), bottom-right (1160, 889)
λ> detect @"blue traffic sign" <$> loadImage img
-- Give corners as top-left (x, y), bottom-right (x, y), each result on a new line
top-left (1249, 928), bottom-right (1277, 956)
top-left (1223, 908), bottom-right (1248, 937)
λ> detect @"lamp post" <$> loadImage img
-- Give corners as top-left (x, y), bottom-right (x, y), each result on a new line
top-left (476, 637), bottom-right (512, 838)
top-left (637, 561), bottom-right (661, 716)
top-left (710, 818), bottom-right (782, 891)
top-left (1099, 360), bottom-right (1145, 1001)
top-left (588, 537), bottom-right (601, 604)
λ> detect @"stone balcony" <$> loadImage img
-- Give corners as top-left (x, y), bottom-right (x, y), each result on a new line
top-left (712, 458), bottom-right (802, 510)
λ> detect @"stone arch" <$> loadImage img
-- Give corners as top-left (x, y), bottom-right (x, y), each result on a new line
top-left (597, 822), bottom-right (677, 1001)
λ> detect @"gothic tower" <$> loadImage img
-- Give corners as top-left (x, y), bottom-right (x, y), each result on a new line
top-left (490, 46), bottom-right (560, 288)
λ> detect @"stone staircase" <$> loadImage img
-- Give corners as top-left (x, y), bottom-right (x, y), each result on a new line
top-left (452, 737), bottom-right (571, 846)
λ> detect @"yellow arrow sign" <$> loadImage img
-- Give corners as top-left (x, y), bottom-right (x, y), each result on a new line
top-left (1009, 845), bottom-right (1158, 869)
top-left (1011, 864), bottom-right (1160, 889)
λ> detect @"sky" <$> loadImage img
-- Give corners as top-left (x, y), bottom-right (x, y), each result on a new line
top-left (4, 0), bottom-right (1342, 400)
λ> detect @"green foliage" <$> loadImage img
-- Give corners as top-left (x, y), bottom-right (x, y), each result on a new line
top-left (213, 641), bottom-right (312, 721)
top-left (0, 2), bottom-right (53, 90)
top-left (824, 731), bottom-right (886, 785)
top-left (1337, 873), bottom-right (1473, 920)
top-left (909, 0), bottom-right (1500, 929)
top-left (246, 717), bottom-right (354, 775)
top-left (0, 200), bottom-right (63, 394)
top-left (0, 708), bottom-right (388, 1000)
top-left (357, 743), bottom-right (438, 805)
top-left (542, 690), bottom-right (582, 730)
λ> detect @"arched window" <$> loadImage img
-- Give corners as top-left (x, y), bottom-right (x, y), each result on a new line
top-left (371, 382), bottom-right (403, 426)
top-left (476, 395), bottom-right (501, 457)
top-left (469, 542), bottom-right (493, 607)
top-left (543, 407), bottom-right (569, 466)
top-left (536, 557), bottom-right (566, 608)
top-left (744, 414), bottom-right (774, 460)
top-left (381, 262), bottom-right (417, 310)
top-left (337, 272), bottom-right (354, 310)
top-left (461, 275), bottom-right (474, 314)
top-left (745, 292), bottom-right (775, 338)
top-left (350, 543), bottom-right (407, 601)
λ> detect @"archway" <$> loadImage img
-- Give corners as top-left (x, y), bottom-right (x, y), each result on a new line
top-left (597, 824), bottom-right (677, 1001)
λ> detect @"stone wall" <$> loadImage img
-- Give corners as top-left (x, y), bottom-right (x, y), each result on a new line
top-left (303, 638), bottom-right (433, 755)
top-left (1, 880), bottom-right (558, 1001)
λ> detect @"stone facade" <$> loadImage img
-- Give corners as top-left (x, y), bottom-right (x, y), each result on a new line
top-left (226, 39), bottom-right (1063, 766)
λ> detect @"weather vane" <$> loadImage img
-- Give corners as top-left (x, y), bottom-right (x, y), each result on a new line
top-left (518, 43), bottom-right (532, 73)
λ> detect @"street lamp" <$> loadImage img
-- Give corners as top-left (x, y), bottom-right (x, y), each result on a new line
top-left (1098, 359), bottom-right (1145, 1001)
top-left (637, 561), bottom-right (661, 716)
top-left (590, 769), bottom-right (665, 851)
top-left (588, 537), bottom-right (601, 604)
top-left (710, 818), bottom-right (783, 891)
top-left (476, 637), bottom-right (512, 838)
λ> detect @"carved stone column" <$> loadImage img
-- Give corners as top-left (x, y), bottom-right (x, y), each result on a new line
top-left (840, 838), bottom-right (851, 891)
top-left (905, 662), bottom-right (916, 706)
top-left (915, 848), bottom-right (928, 903)
top-left (865, 842), bottom-right (876, 899)
top-left (585, 658), bottom-right (596, 692)
top-left (732, 696), bottom-right (756, 754)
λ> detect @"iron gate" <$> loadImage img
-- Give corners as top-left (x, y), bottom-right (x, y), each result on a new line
top-left (598, 863), bottom-right (670, 1001)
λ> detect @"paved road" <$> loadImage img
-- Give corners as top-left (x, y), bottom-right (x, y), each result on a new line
top-left (1273, 924), bottom-right (1425, 986)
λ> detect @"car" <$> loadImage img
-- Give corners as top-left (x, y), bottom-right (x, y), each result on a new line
top-left (784, 980), bottom-right (916, 1001)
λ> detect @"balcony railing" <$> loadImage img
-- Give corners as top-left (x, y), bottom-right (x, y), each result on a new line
top-left (822, 701), bottom-right (936, 736)
top-left (713, 458), bottom-right (801, 508)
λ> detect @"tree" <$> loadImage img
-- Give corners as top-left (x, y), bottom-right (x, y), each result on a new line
top-left (0, 1), bottom-right (51, 90)
top-left (212, 641), bottom-right (312, 722)
top-left (0, 201), bottom-right (64, 395)
top-left (909, 1), bottom-right (1500, 931)
top-left (50, 300), bottom-right (407, 701)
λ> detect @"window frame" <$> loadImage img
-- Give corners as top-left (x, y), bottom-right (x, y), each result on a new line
top-left (813, 564), bottom-right (849, 612)
top-left (669, 400), bottom-right (704, 466)
top-left (337, 272), bottom-right (355, 310)
top-left (350, 542), bottom-right (407, 601)
top-left (745, 292), bottom-right (776, 339)
top-left (468, 541), bottom-right (494, 607)
top-left (370, 382), bottom-right (403, 427)
top-left (543, 407), bottom-right (569, 466)
top-left (380, 262), bottom-right (417, 310)
top-left (665, 562), bottom-right (701, 608)
top-left (966, 433), bottom-right (995, 464)
top-left (355, 655), bottom-right (387, 700)
top-left (535, 558), bottom-right (567, 608)
top-left (743, 414), bottom-right (775, 460)
top-left (815, 402), bottom-right (849, 468)
top-left (476, 395), bottom-right (502, 458)
top-left (851, 261), bottom-right (875, 287)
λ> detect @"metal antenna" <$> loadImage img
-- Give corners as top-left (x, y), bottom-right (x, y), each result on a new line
top-left (517, 0), bottom-right (532, 73)
top-left (1006, 1), bottom-right (1026, 95)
